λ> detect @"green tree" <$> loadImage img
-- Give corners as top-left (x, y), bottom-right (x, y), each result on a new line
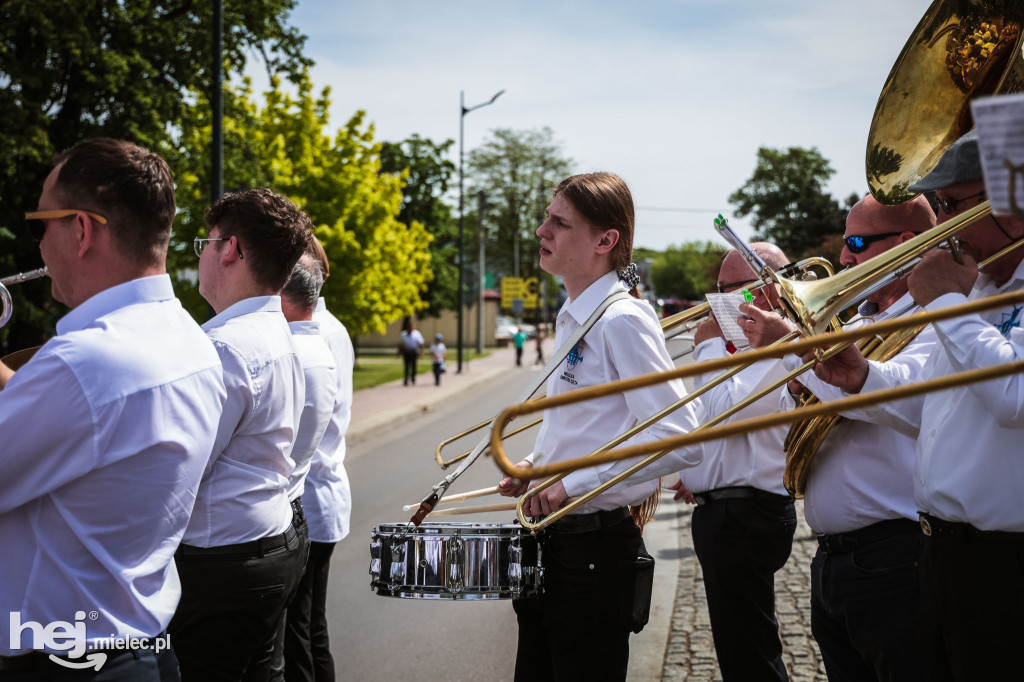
top-left (466, 128), bottom-right (573, 286)
top-left (651, 241), bottom-right (726, 300)
top-left (379, 135), bottom-right (458, 316)
top-left (0, 0), bottom-right (309, 352)
top-left (173, 73), bottom-right (432, 336)
top-left (728, 147), bottom-right (848, 259)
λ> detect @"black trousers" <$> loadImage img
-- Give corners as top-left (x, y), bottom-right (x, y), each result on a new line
top-left (278, 541), bottom-right (337, 682)
top-left (170, 525), bottom-right (301, 682)
top-left (919, 524), bottom-right (1024, 682)
top-left (271, 504), bottom-right (311, 682)
top-left (691, 494), bottom-right (796, 682)
top-left (810, 520), bottom-right (920, 682)
top-left (512, 512), bottom-right (646, 682)
top-left (402, 350), bottom-right (418, 384)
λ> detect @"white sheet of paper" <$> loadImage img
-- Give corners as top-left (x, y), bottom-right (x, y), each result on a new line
top-left (705, 292), bottom-right (750, 346)
top-left (971, 94), bottom-right (1024, 217)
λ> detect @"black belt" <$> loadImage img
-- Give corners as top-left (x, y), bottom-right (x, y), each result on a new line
top-left (0, 632), bottom-right (167, 673)
top-left (692, 486), bottom-right (793, 506)
top-left (177, 524), bottom-right (297, 558)
top-left (919, 513), bottom-right (1024, 542)
top-left (816, 518), bottom-right (920, 554)
top-left (543, 507), bottom-right (631, 534)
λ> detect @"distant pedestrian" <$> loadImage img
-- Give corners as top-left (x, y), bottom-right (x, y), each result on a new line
top-left (431, 333), bottom-right (447, 386)
top-left (534, 326), bottom-right (545, 365)
top-left (398, 319), bottom-right (424, 386)
top-left (513, 327), bottom-right (527, 366)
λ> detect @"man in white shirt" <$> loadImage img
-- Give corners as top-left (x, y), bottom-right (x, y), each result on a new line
top-left (273, 252), bottom-right (338, 682)
top-left (0, 138), bottom-right (226, 680)
top-left (805, 130), bottom-right (1024, 681)
top-left (299, 237), bottom-right (355, 681)
top-left (170, 188), bottom-right (311, 680)
top-left (743, 195), bottom-right (937, 681)
top-left (497, 172), bottom-right (703, 681)
top-left (670, 243), bottom-right (797, 682)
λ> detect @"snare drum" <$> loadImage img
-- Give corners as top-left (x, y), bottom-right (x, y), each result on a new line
top-left (370, 522), bottom-right (542, 600)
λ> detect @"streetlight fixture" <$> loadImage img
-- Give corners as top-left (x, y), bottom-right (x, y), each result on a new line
top-left (457, 88), bottom-right (504, 373)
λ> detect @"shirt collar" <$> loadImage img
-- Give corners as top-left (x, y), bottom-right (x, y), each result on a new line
top-left (56, 274), bottom-right (175, 336)
top-left (288, 319), bottom-right (321, 336)
top-left (561, 271), bottom-right (625, 324)
top-left (202, 295), bottom-right (282, 331)
top-left (315, 297), bottom-right (327, 314)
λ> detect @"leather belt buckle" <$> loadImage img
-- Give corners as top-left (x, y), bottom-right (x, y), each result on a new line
top-left (920, 515), bottom-right (932, 536)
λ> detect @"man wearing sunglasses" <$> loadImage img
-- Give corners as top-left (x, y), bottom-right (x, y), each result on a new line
top-left (171, 189), bottom-right (312, 681)
top-left (0, 139), bottom-right (227, 680)
top-left (808, 128), bottom-right (1024, 682)
top-left (669, 243), bottom-right (798, 682)
top-left (741, 194), bottom-right (937, 682)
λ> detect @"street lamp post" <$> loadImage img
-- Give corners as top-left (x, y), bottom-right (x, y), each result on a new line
top-left (457, 88), bottom-right (504, 373)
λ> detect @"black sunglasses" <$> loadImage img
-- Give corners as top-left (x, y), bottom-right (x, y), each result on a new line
top-left (843, 232), bottom-right (905, 254)
top-left (716, 278), bottom-right (758, 293)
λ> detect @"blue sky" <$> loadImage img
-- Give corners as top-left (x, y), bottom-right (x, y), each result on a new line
top-left (251, 0), bottom-right (934, 251)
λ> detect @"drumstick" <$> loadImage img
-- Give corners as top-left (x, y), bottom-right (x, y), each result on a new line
top-left (428, 502), bottom-right (518, 516)
top-left (401, 485), bottom-right (501, 511)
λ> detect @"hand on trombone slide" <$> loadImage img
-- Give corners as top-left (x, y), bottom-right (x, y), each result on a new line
top-left (497, 458), bottom-right (569, 516)
top-left (908, 246), bottom-right (979, 306)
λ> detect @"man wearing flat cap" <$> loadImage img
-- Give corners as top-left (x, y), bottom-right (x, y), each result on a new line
top-left (809, 127), bottom-right (1024, 681)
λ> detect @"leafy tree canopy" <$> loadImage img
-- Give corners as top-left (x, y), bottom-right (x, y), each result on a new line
top-left (173, 73), bottom-right (432, 336)
top-left (379, 135), bottom-right (457, 316)
top-left (0, 0), bottom-right (309, 352)
top-left (650, 241), bottom-right (726, 301)
top-left (728, 146), bottom-right (848, 259)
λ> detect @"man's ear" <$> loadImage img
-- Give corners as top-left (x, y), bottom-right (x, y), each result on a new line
top-left (74, 213), bottom-right (97, 258)
top-left (595, 229), bottom-right (620, 255)
top-left (219, 235), bottom-right (243, 267)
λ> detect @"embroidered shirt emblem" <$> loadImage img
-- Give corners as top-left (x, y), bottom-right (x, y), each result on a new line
top-left (997, 305), bottom-right (1022, 338)
top-left (566, 343), bottom-right (584, 368)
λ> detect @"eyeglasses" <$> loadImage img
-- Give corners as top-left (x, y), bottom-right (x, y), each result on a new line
top-left (716, 278), bottom-right (758, 293)
top-left (843, 232), bottom-right (906, 254)
top-left (194, 237), bottom-right (225, 257)
top-left (936, 189), bottom-right (986, 216)
top-left (24, 209), bottom-right (108, 242)
top-left (194, 236), bottom-right (243, 259)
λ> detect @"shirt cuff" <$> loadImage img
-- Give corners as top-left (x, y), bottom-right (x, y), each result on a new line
top-left (692, 337), bottom-right (727, 362)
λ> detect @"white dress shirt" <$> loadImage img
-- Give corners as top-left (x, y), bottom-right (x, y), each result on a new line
top-left (184, 296), bottom-right (304, 547)
top-left (0, 275), bottom-right (225, 654)
top-left (286, 320), bottom-right (337, 502)
top-left (783, 293), bottom-right (936, 534)
top-left (851, 261), bottom-right (1024, 531)
top-left (680, 338), bottom-right (790, 496)
top-left (530, 271), bottom-right (703, 512)
top-left (303, 299), bottom-right (355, 543)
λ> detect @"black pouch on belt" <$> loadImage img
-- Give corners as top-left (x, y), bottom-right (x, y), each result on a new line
top-left (620, 550), bottom-right (655, 633)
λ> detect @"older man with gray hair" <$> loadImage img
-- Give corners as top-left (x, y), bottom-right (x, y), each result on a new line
top-left (671, 242), bottom-right (797, 682)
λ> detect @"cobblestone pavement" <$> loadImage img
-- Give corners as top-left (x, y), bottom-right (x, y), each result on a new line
top-left (662, 500), bottom-right (828, 682)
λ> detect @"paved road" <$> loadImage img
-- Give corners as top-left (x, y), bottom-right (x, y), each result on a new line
top-left (325, 369), bottom-right (534, 681)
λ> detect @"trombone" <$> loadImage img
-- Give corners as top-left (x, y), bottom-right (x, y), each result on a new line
top-left (488, 202), bottom-right (1024, 529)
top-left (432, 258), bottom-right (833, 469)
top-left (490, 289), bottom-right (1024, 528)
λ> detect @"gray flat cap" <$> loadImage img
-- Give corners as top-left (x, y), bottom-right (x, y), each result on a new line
top-left (908, 129), bottom-right (982, 192)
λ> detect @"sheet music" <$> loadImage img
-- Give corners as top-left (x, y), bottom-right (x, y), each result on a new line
top-left (705, 292), bottom-right (751, 347)
top-left (971, 93), bottom-right (1024, 217)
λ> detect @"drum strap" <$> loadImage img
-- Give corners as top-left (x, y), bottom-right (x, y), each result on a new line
top-left (408, 291), bottom-right (633, 527)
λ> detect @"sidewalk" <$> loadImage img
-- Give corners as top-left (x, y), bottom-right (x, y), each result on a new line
top-left (347, 342), bottom-right (529, 445)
